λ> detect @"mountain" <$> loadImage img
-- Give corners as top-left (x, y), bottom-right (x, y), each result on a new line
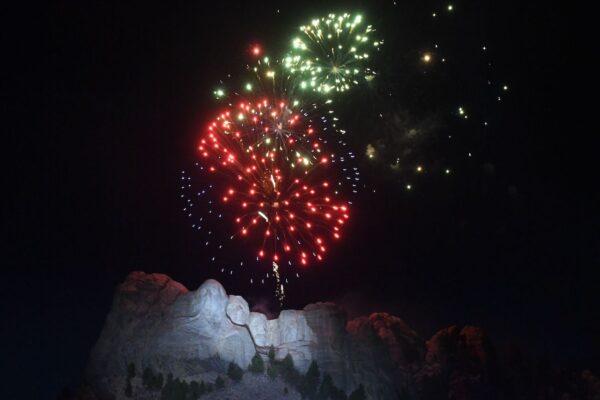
top-left (76, 272), bottom-right (598, 400)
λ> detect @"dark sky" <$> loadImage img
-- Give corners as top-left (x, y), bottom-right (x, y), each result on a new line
top-left (3, 1), bottom-right (595, 399)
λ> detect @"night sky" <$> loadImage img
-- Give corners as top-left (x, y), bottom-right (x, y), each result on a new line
top-left (3, 1), bottom-right (595, 399)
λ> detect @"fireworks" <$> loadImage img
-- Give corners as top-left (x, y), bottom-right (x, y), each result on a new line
top-left (177, 3), bottom-right (513, 303)
top-left (201, 98), bottom-right (356, 166)
top-left (182, 94), bottom-right (359, 301)
top-left (180, 5), bottom-right (511, 301)
top-left (181, 12), bottom-right (379, 302)
top-left (283, 13), bottom-right (381, 94)
top-left (200, 98), bottom-right (353, 264)
top-left (245, 56), bottom-right (291, 98)
top-left (207, 99), bottom-right (310, 160)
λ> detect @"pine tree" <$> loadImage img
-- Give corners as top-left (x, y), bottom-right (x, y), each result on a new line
top-left (331, 387), bottom-right (348, 400)
top-left (303, 360), bottom-right (320, 399)
top-left (319, 373), bottom-right (347, 400)
top-left (125, 362), bottom-right (135, 398)
top-left (215, 376), bottom-right (225, 389)
top-left (127, 362), bottom-right (136, 379)
top-left (175, 379), bottom-right (189, 400)
top-left (348, 384), bottom-right (366, 400)
top-left (124, 379), bottom-right (133, 398)
top-left (248, 353), bottom-right (265, 374)
top-left (280, 354), bottom-right (301, 388)
top-left (281, 354), bottom-right (295, 376)
top-left (142, 366), bottom-right (153, 388)
top-left (227, 362), bottom-right (244, 382)
top-left (161, 377), bottom-right (189, 400)
top-left (190, 381), bottom-right (200, 399)
top-left (154, 373), bottom-right (164, 390)
top-left (160, 374), bottom-right (174, 400)
top-left (318, 373), bottom-right (334, 400)
top-left (267, 365), bottom-right (277, 380)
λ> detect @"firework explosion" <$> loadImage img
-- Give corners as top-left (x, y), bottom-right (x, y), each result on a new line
top-left (206, 98), bottom-right (317, 162)
top-left (283, 13), bottom-right (381, 94)
top-left (183, 90), bottom-right (362, 301)
top-left (178, 4), bottom-right (514, 303)
top-left (182, 13), bottom-right (379, 302)
top-left (199, 99), bottom-right (350, 266)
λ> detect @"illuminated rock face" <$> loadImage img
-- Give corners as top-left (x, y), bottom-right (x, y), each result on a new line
top-left (226, 295), bottom-right (250, 326)
top-left (86, 272), bottom-right (420, 400)
top-left (86, 273), bottom-right (255, 398)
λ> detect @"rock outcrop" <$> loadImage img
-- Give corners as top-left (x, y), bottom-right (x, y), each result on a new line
top-left (86, 272), bottom-right (416, 399)
top-left (347, 313), bottom-right (425, 398)
top-left (414, 325), bottom-right (499, 400)
top-left (82, 272), bottom-right (600, 400)
top-left (86, 273), bottom-right (255, 399)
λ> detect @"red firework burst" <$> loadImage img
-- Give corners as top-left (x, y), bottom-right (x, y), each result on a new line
top-left (205, 98), bottom-right (327, 162)
top-left (198, 99), bottom-right (350, 266)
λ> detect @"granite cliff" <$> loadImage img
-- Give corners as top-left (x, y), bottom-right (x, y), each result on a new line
top-left (81, 272), bottom-right (598, 400)
top-left (86, 272), bottom-right (422, 399)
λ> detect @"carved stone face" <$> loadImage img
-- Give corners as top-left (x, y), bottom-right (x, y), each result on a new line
top-left (226, 295), bottom-right (250, 326)
top-left (197, 279), bottom-right (228, 326)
